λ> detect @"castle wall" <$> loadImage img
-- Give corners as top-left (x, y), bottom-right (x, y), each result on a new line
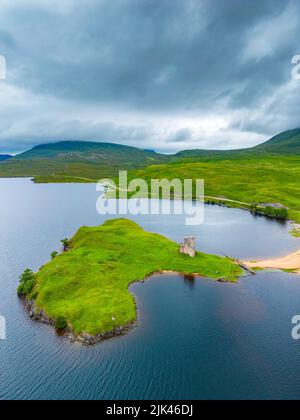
top-left (180, 236), bottom-right (196, 258)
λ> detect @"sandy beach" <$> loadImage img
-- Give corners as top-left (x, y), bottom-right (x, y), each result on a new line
top-left (244, 249), bottom-right (300, 273)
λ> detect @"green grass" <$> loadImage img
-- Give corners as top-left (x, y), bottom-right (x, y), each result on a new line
top-left (290, 228), bottom-right (300, 238)
top-left (20, 219), bottom-right (242, 336)
top-left (34, 175), bottom-right (97, 183)
top-left (0, 141), bottom-right (167, 181)
top-left (2, 136), bottom-right (300, 222)
top-left (6, 153), bottom-right (300, 223)
top-left (282, 268), bottom-right (299, 274)
top-left (127, 155), bottom-right (300, 222)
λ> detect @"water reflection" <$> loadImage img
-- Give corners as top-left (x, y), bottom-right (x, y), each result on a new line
top-left (182, 274), bottom-right (196, 289)
top-left (1, 179), bottom-right (300, 400)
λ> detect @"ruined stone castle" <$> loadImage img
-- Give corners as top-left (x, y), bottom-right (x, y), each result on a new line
top-left (180, 236), bottom-right (196, 258)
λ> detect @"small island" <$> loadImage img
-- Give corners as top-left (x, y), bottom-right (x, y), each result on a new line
top-left (18, 219), bottom-right (242, 345)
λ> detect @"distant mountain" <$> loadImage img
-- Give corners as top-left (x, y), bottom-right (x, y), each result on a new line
top-left (0, 129), bottom-right (299, 182)
top-left (12, 141), bottom-right (164, 161)
top-left (0, 141), bottom-right (167, 181)
top-left (174, 149), bottom-right (241, 160)
top-left (174, 128), bottom-right (300, 159)
top-left (252, 129), bottom-right (300, 154)
top-left (0, 155), bottom-right (12, 162)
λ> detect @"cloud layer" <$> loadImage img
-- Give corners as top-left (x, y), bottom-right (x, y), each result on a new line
top-left (0, 0), bottom-right (300, 153)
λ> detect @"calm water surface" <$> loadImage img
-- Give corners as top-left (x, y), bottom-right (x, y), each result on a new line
top-left (0, 178), bottom-right (300, 400)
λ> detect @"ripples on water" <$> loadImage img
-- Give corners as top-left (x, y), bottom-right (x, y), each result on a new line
top-left (0, 179), bottom-right (300, 400)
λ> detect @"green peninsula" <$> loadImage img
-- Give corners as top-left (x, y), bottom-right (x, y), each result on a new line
top-left (19, 219), bottom-right (242, 341)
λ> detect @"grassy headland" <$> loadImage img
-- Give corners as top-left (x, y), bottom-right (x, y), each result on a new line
top-left (18, 219), bottom-right (242, 340)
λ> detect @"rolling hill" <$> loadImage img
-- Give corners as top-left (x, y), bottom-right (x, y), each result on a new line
top-left (0, 155), bottom-right (12, 162)
top-left (253, 128), bottom-right (300, 154)
top-left (174, 128), bottom-right (300, 160)
top-left (0, 129), bottom-right (299, 181)
top-left (1, 131), bottom-right (300, 222)
top-left (0, 141), bottom-right (167, 182)
top-left (128, 129), bottom-right (300, 222)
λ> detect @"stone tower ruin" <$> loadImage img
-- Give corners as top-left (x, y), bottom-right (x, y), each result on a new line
top-left (180, 236), bottom-right (196, 258)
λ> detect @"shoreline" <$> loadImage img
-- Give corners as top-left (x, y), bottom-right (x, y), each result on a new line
top-left (20, 233), bottom-right (300, 346)
top-left (19, 241), bottom-right (300, 347)
top-left (17, 217), bottom-right (242, 347)
top-left (243, 249), bottom-right (300, 274)
top-left (22, 297), bottom-right (138, 346)
top-left (2, 177), bottom-right (297, 228)
top-left (22, 269), bottom-right (241, 346)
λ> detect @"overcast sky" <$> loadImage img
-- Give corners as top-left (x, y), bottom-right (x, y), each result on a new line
top-left (0, 0), bottom-right (300, 154)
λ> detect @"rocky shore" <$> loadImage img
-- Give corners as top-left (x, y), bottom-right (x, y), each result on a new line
top-left (22, 298), bottom-right (137, 346)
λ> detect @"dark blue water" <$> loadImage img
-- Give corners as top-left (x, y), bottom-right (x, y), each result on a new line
top-left (1, 178), bottom-right (300, 400)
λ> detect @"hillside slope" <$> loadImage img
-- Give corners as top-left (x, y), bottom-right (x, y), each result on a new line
top-left (0, 155), bottom-right (12, 162)
top-left (253, 129), bottom-right (300, 154)
top-left (1, 132), bottom-right (300, 222)
top-left (174, 129), bottom-right (300, 159)
top-left (129, 155), bottom-right (300, 220)
top-left (0, 141), bottom-right (167, 181)
top-left (0, 129), bottom-right (299, 181)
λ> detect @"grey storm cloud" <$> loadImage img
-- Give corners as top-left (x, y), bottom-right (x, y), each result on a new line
top-left (0, 0), bottom-right (300, 153)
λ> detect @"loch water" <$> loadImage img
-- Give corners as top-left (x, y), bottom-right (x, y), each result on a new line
top-left (0, 179), bottom-right (300, 400)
